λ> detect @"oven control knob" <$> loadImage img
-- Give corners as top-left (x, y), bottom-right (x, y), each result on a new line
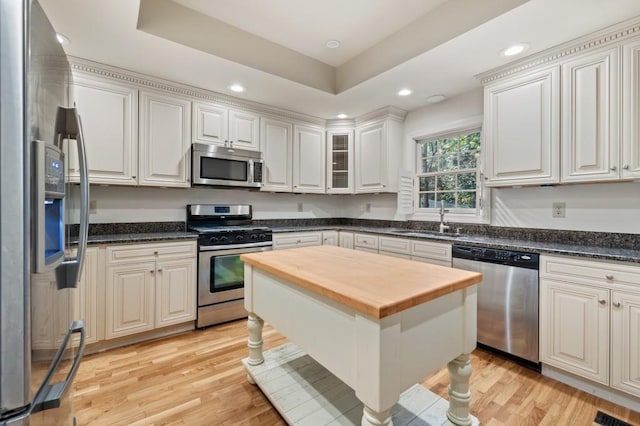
top-left (236, 235), bottom-right (244, 241)
top-left (250, 234), bottom-right (258, 241)
top-left (209, 236), bottom-right (219, 244)
top-left (219, 236), bottom-right (229, 243)
top-left (259, 234), bottom-right (266, 240)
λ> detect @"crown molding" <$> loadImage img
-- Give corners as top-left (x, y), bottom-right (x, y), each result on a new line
top-left (476, 15), bottom-right (640, 84)
top-left (355, 106), bottom-right (408, 126)
top-left (69, 56), bottom-right (328, 127)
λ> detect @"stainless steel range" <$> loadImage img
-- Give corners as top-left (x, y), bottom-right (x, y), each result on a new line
top-left (187, 204), bottom-right (272, 328)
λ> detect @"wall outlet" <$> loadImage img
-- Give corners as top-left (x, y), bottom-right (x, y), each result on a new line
top-left (552, 202), bottom-right (565, 218)
top-left (365, 203), bottom-right (371, 213)
top-left (89, 200), bottom-right (97, 214)
top-left (297, 202), bottom-right (303, 212)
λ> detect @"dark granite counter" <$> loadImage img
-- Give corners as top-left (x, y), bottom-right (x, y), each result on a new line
top-left (271, 226), bottom-right (640, 264)
top-left (73, 220), bottom-right (640, 264)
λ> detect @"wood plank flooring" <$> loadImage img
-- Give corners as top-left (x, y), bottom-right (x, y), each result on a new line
top-left (73, 320), bottom-right (640, 425)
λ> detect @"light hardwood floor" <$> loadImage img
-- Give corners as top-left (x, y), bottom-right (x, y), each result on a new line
top-left (73, 321), bottom-right (640, 425)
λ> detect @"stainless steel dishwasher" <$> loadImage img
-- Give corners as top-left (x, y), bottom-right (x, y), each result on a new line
top-left (452, 245), bottom-right (540, 366)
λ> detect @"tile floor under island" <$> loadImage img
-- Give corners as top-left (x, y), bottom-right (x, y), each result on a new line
top-left (72, 322), bottom-right (640, 426)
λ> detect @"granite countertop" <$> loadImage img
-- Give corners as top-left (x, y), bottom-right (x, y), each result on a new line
top-left (77, 222), bottom-right (640, 264)
top-left (85, 231), bottom-right (198, 245)
top-left (271, 226), bottom-right (640, 264)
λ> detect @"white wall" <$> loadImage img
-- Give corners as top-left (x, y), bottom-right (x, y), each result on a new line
top-left (78, 186), bottom-right (400, 223)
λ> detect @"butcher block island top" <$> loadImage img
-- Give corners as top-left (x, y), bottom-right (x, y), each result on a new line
top-left (240, 245), bottom-right (482, 319)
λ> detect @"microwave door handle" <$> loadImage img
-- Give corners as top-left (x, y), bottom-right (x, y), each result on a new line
top-left (53, 107), bottom-right (89, 289)
top-left (248, 160), bottom-right (254, 184)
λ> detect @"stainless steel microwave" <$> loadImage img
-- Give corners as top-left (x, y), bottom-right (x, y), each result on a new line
top-left (191, 143), bottom-right (263, 188)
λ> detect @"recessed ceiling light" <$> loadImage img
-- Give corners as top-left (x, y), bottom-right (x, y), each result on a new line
top-left (397, 88), bottom-right (412, 97)
top-left (55, 33), bottom-right (70, 45)
top-left (426, 95), bottom-right (446, 103)
top-left (336, 113), bottom-right (348, 119)
top-left (229, 84), bottom-right (245, 93)
top-left (501, 43), bottom-right (529, 57)
top-left (326, 40), bottom-right (340, 49)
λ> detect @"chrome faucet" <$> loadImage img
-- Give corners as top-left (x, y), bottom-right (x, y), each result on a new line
top-left (439, 203), bottom-right (450, 233)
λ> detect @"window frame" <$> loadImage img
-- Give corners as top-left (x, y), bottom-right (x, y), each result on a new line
top-left (410, 118), bottom-right (490, 224)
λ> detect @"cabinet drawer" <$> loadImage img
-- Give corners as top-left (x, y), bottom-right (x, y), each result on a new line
top-left (378, 237), bottom-right (410, 255)
top-left (541, 255), bottom-right (640, 287)
top-left (107, 241), bottom-right (196, 264)
top-left (273, 232), bottom-right (322, 249)
top-left (411, 241), bottom-right (451, 262)
top-left (354, 233), bottom-right (379, 250)
top-left (412, 256), bottom-right (452, 267)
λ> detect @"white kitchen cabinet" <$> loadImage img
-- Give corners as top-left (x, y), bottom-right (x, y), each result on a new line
top-left (623, 37), bottom-right (640, 179)
top-left (610, 290), bottom-right (640, 397)
top-left (561, 47), bottom-right (620, 183)
top-left (321, 230), bottom-right (339, 246)
top-left (540, 278), bottom-right (609, 384)
top-left (105, 241), bottom-right (196, 339)
top-left (105, 261), bottom-right (156, 339)
top-left (411, 240), bottom-right (452, 267)
top-left (139, 90), bottom-right (191, 187)
top-left (74, 246), bottom-right (103, 345)
top-left (69, 73), bottom-right (138, 185)
top-left (483, 66), bottom-right (560, 186)
top-left (354, 118), bottom-right (403, 193)
top-left (261, 117), bottom-right (293, 191)
top-left (192, 102), bottom-right (260, 151)
top-left (540, 255), bottom-right (640, 398)
top-left (338, 231), bottom-right (354, 249)
top-left (378, 236), bottom-right (411, 259)
top-left (353, 233), bottom-right (379, 253)
top-left (326, 130), bottom-right (353, 194)
top-left (293, 124), bottom-right (325, 193)
top-left (273, 231), bottom-right (323, 249)
top-left (155, 257), bottom-right (197, 328)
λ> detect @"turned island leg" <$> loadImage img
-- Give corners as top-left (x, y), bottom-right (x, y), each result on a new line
top-left (362, 406), bottom-right (392, 426)
top-left (447, 353), bottom-right (473, 426)
top-left (246, 312), bottom-right (264, 384)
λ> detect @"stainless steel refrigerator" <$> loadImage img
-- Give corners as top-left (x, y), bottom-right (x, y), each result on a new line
top-left (1, 0), bottom-right (89, 424)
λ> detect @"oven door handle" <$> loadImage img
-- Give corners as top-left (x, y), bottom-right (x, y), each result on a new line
top-left (198, 242), bottom-right (273, 252)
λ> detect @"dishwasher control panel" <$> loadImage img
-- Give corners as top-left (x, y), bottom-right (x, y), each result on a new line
top-left (452, 245), bottom-right (539, 270)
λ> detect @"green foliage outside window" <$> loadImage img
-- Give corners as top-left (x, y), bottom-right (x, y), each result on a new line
top-left (416, 130), bottom-right (481, 210)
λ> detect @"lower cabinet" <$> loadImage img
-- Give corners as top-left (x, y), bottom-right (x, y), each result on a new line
top-left (105, 241), bottom-right (197, 339)
top-left (321, 230), bottom-right (339, 246)
top-left (273, 230), bottom-right (341, 249)
top-left (378, 236), bottom-right (411, 259)
top-left (338, 231), bottom-right (354, 249)
top-left (411, 240), bottom-right (452, 267)
top-left (540, 255), bottom-right (640, 398)
top-left (353, 233), bottom-right (379, 253)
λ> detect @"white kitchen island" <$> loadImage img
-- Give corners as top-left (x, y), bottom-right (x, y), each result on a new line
top-left (241, 245), bottom-right (482, 426)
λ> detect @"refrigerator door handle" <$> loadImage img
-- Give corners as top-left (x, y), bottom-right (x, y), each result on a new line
top-left (30, 320), bottom-right (86, 414)
top-left (54, 107), bottom-right (89, 289)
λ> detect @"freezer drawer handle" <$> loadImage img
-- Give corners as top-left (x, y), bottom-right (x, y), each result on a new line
top-left (30, 320), bottom-right (86, 414)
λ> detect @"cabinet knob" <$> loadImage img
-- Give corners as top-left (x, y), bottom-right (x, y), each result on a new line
top-left (613, 301), bottom-right (621, 308)
top-left (605, 274), bottom-right (614, 280)
top-left (132, 176), bottom-right (137, 179)
top-left (598, 299), bottom-right (606, 305)
top-left (296, 240), bottom-right (301, 243)
top-left (623, 164), bottom-right (630, 170)
top-left (157, 268), bottom-right (162, 272)
top-left (154, 251), bottom-right (159, 255)
top-left (610, 166), bottom-right (617, 171)
top-left (150, 270), bottom-right (155, 274)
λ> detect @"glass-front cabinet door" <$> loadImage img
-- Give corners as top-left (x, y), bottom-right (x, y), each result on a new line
top-left (326, 130), bottom-right (354, 194)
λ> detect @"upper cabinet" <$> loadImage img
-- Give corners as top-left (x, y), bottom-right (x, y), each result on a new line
top-left (561, 47), bottom-right (620, 183)
top-left (480, 25), bottom-right (640, 187)
top-left (326, 129), bottom-right (353, 194)
top-left (69, 74), bottom-right (138, 185)
top-left (483, 65), bottom-right (560, 186)
top-left (139, 90), bottom-right (191, 187)
top-left (623, 37), bottom-right (640, 179)
top-left (192, 101), bottom-right (260, 151)
top-left (293, 124), bottom-right (325, 193)
top-left (355, 114), bottom-right (404, 193)
top-left (261, 117), bottom-right (293, 191)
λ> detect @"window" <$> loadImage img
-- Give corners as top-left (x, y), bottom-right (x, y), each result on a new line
top-left (416, 129), bottom-right (481, 214)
